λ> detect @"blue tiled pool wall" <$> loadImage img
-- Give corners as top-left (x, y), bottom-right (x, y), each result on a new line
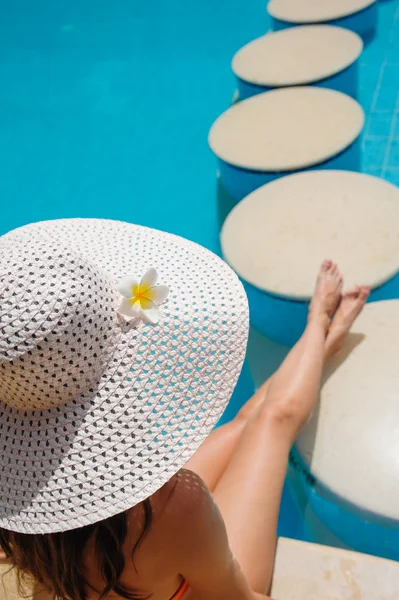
top-left (361, 3), bottom-right (399, 184)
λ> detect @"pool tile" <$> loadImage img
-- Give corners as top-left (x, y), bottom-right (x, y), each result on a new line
top-left (359, 63), bottom-right (383, 87)
top-left (362, 138), bottom-right (389, 166)
top-left (362, 165), bottom-right (383, 178)
top-left (381, 63), bottom-right (399, 86)
top-left (382, 168), bottom-right (399, 186)
top-left (359, 86), bottom-right (376, 111)
top-left (365, 113), bottom-right (393, 137)
top-left (372, 86), bottom-right (399, 112)
top-left (386, 139), bottom-right (399, 167)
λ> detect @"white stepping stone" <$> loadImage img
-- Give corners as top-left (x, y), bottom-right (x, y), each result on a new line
top-left (289, 301), bottom-right (399, 559)
top-left (209, 87), bottom-right (364, 203)
top-left (267, 0), bottom-right (378, 41)
top-left (232, 25), bottom-right (363, 100)
top-left (297, 300), bottom-right (399, 522)
top-left (221, 171), bottom-right (399, 345)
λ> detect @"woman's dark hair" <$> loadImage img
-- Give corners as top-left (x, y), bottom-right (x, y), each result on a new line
top-left (0, 499), bottom-right (153, 600)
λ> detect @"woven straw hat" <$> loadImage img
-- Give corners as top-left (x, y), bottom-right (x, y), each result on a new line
top-left (0, 219), bottom-right (248, 534)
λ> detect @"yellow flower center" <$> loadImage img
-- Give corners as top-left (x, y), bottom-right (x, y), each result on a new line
top-left (131, 283), bottom-right (154, 304)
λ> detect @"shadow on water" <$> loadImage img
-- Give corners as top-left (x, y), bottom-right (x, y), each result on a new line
top-left (216, 174), bottom-right (238, 234)
top-left (246, 327), bottom-right (289, 388)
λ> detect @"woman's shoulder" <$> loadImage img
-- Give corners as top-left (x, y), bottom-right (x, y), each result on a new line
top-left (124, 470), bottom-right (215, 589)
top-left (154, 469), bottom-right (227, 560)
top-left (159, 469), bottom-right (210, 512)
top-left (127, 468), bottom-right (218, 563)
top-left (125, 470), bottom-right (254, 600)
top-left (129, 469), bottom-right (211, 532)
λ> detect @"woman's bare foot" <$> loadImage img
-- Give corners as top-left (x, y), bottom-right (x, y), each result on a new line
top-left (308, 260), bottom-right (343, 329)
top-left (325, 286), bottom-right (370, 359)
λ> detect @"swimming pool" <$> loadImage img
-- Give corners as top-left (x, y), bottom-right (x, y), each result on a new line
top-left (1, 0), bottom-right (399, 554)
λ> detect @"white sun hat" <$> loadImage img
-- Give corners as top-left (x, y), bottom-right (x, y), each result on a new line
top-left (0, 218), bottom-right (248, 534)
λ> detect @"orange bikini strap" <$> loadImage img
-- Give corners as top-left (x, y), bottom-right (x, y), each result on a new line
top-left (171, 579), bottom-right (189, 600)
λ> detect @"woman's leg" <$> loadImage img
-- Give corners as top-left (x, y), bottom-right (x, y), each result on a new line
top-left (211, 261), bottom-right (340, 594)
top-left (186, 277), bottom-right (368, 494)
top-left (184, 376), bottom-right (273, 492)
top-left (185, 261), bottom-right (339, 493)
top-left (210, 267), bottom-right (368, 595)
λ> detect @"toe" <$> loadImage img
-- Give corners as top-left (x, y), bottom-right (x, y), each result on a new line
top-left (323, 259), bottom-right (333, 271)
top-left (359, 287), bottom-right (370, 301)
top-left (346, 286), bottom-right (360, 298)
top-left (335, 268), bottom-right (343, 287)
top-left (332, 263), bottom-right (341, 280)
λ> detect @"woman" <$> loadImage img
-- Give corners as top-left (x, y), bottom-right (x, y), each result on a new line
top-left (0, 218), bottom-right (369, 600)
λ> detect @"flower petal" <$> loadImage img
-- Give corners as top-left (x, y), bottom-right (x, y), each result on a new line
top-left (140, 268), bottom-right (158, 292)
top-left (140, 297), bottom-right (160, 325)
top-left (117, 275), bottom-right (139, 299)
top-left (130, 299), bottom-right (142, 316)
top-left (145, 284), bottom-right (169, 305)
top-left (118, 297), bottom-right (141, 318)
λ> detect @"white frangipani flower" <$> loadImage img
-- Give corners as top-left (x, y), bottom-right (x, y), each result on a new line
top-left (117, 268), bottom-right (169, 325)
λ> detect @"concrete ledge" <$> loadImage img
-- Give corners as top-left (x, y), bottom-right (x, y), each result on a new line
top-left (271, 537), bottom-right (399, 599)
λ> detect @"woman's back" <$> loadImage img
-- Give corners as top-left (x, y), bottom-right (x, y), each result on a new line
top-left (84, 468), bottom-right (261, 600)
top-left (83, 474), bottom-right (185, 600)
top-left (83, 469), bottom-right (245, 600)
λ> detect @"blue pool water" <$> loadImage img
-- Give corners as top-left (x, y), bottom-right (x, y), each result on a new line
top-left (1, 0), bottom-right (399, 551)
top-left (0, 0), bottom-right (266, 246)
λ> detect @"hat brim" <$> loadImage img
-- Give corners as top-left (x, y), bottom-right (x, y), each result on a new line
top-left (0, 218), bottom-right (248, 533)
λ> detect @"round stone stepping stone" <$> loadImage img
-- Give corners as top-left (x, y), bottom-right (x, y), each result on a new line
top-left (233, 26), bottom-right (363, 100)
top-left (267, 0), bottom-right (378, 42)
top-left (209, 87), bottom-right (364, 204)
top-left (294, 300), bottom-right (399, 557)
top-left (221, 171), bottom-right (399, 346)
